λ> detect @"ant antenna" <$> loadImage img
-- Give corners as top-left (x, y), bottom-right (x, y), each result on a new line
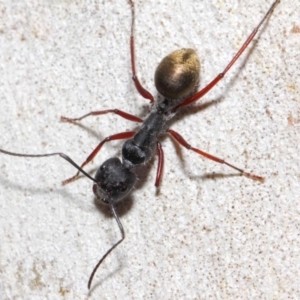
top-left (0, 149), bottom-right (96, 183)
top-left (88, 202), bottom-right (125, 289)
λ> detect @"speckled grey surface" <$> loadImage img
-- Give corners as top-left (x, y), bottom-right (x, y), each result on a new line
top-left (0, 0), bottom-right (299, 299)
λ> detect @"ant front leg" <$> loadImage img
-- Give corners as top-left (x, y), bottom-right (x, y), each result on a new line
top-left (167, 129), bottom-right (264, 182)
top-left (128, 0), bottom-right (154, 103)
top-left (62, 131), bottom-right (136, 185)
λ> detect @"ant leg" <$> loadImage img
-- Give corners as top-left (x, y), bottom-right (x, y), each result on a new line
top-left (61, 109), bottom-right (142, 123)
top-left (167, 129), bottom-right (264, 182)
top-left (178, 0), bottom-right (280, 108)
top-left (128, 0), bottom-right (154, 103)
top-left (62, 131), bottom-right (136, 185)
top-left (155, 141), bottom-right (164, 187)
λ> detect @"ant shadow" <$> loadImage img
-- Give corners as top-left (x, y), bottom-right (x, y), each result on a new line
top-left (87, 265), bottom-right (123, 295)
top-left (94, 194), bottom-right (134, 218)
top-left (0, 172), bottom-right (75, 207)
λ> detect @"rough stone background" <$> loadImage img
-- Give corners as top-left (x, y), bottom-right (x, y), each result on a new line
top-left (0, 0), bottom-right (299, 299)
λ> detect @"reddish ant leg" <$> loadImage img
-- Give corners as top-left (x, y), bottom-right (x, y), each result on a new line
top-left (129, 0), bottom-right (154, 103)
top-left (61, 109), bottom-right (143, 124)
top-left (155, 141), bottom-right (164, 187)
top-left (178, 0), bottom-right (280, 108)
top-left (167, 129), bottom-right (264, 182)
top-left (62, 131), bottom-right (136, 185)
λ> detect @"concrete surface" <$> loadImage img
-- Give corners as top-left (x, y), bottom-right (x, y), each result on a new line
top-left (0, 0), bottom-right (299, 299)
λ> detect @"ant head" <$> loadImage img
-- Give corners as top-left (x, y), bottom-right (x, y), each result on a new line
top-left (154, 48), bottom-right (200, 100)
top-left (93, 157), bottom-right (136, 205)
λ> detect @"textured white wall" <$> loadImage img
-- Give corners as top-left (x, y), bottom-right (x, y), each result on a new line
top-left (0, 0), bottom-right (299, 299)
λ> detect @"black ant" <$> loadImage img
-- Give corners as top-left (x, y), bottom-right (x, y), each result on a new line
top-left (0, 0), bottom-right (280, 290)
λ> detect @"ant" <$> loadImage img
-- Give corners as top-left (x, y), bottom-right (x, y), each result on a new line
top-left (0, 0), bottom-right (280, 290)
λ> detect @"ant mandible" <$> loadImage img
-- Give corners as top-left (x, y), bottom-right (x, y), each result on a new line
top-left (0, 0), bottom-right (280, 290)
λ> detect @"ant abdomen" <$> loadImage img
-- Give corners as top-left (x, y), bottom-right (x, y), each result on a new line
top-left (154, 48), bottom-right (200, 99)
